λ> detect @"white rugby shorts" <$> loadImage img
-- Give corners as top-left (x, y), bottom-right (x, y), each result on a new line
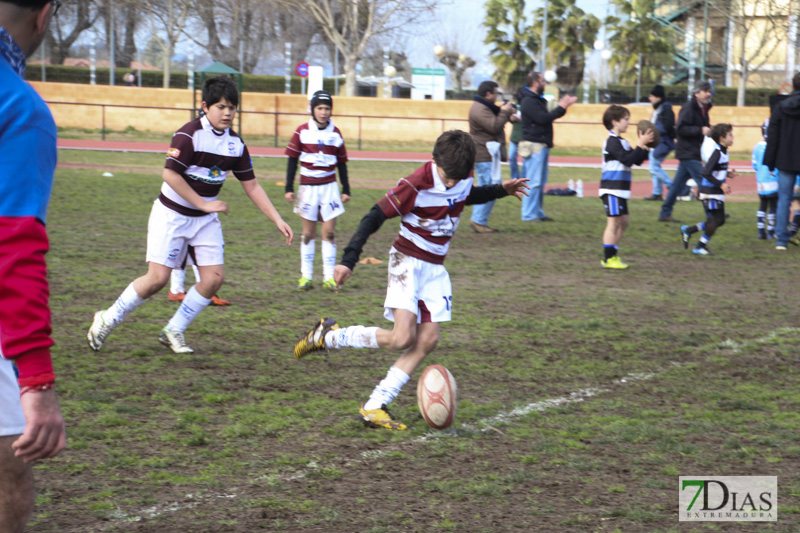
top-left (146, 200), bottom-right (224, 268)
top-left (383, 247), bottom-right (452, 324)
top-left (0, 358), bottom-right (26, 437)
top-left (294, 181), bottom-right (345, 222)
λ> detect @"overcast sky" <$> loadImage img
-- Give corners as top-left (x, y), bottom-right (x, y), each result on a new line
top-left (404, 0), bottom-right (612, 88)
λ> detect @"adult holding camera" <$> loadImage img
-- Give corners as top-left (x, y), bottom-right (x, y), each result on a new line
top-left (519, 71), bottom-right (577, 222)
top-left (658, 80), bottom-right (713, 222)
top-left (644, 84), bottom-right (676, 201)
top-left (468, 80), bottom-right (516, 233)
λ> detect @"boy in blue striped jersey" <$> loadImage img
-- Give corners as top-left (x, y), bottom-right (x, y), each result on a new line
top-left (752, 120), bottom-right (777, 239)
top-left (681, 123), bottom-right (738, 255)
top-left (599, 105), bottom-right (653, 269)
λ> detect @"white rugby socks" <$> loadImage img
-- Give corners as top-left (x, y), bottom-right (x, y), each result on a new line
top-left (364, 366), bottom-right (410, 410)
top-left (326, 325), bottom-right (380, 350)
top-left (322, 239), bottom-right (336, 281)
top-left (166, 286), bottom-right (211, 333)
top-left (170, 268), bottom-right (186, 294)
top-left (105, 282), bottom-right (145, 324)
top-left (301, 238), bottom-right (315, 279)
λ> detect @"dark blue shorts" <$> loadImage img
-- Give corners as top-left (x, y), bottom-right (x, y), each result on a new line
top-left (601, 194), bottom-right (628, 217)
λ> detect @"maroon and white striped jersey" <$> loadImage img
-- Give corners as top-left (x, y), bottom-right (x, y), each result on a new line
top-left (285, 119), bottom-right (348, 186)
top-left (163, 115), bottom-right (255, 216)
top-left (377, 161), bottom-right (474, 265)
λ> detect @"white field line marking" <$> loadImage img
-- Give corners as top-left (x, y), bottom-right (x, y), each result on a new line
top-left (111, 329), bottom-right (800, 521)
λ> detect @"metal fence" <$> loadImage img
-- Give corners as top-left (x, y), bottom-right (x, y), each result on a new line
top-left (45, 101), bottom-right (472, 150)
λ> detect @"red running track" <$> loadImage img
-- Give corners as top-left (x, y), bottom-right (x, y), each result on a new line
top-left (57, 138), bottom-right (760, 201)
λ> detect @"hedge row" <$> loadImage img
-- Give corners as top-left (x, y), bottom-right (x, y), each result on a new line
top-left (25, 65), bottom-right (338, 94)
top-left (26, 65), bottom-right (780, 106)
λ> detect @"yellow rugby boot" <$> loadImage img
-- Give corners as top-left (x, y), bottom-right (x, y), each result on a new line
top-left (294, 317), bottom-right (339, 359)
top-left (359, 404), bottom-right (407, 430)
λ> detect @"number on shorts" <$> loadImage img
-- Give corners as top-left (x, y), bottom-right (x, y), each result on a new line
top-left (442, 295), bottom-right (452, 311)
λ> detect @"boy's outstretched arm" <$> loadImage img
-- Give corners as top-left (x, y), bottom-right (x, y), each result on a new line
top-left (465, 178), bottom-right (529, 205)
top-left (335, 204), bottom-right (388, 286)
top-left (241, 179), bottom-right (293, 245)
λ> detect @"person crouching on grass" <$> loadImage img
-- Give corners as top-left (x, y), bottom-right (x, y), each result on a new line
top-left (285, 90), bottom-right (350, 291)
top-left (87, 76), bottom-right (293, 354)
top-left (681, 123), bottom-right (738, 256)
top-left (293, 130), bottom-right (529, 430)
top-left (599, 105), bottom-right (653, 269)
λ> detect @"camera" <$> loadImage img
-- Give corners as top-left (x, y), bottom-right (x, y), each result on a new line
top-left (502, 99), bottom-right (517, 110)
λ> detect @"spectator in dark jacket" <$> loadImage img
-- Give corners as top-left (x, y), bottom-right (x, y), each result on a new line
top-left (519, 72), bottom-right (577, 222)
top-left (644, 84), bottom-right (676, 201)
top-left (764, 72), bottom-right (800, 250)
top-left (658, 80), bottom-right (712, 222)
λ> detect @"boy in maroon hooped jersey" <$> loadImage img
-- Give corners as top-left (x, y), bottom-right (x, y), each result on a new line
top-left (284, 90), bottom-right (350, 292)
top-left (293, 130), bottom-right (528, 430)
top-left (88, 76), bottom-right (293, 354)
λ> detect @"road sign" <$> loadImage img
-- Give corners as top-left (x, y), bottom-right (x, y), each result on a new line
top-left (295, 62), bottom-right (309, 77)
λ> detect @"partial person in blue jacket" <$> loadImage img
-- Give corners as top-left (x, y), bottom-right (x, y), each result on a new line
top-left (0, 0), bottom-right (67, 531)
top-left (752, 119), bottom-right (777, 240)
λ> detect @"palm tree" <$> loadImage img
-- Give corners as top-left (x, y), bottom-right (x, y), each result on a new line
top-left (606, 0), bottom-right (677, 86)
top-left (483, 0), bottom-right (538, 91)
top-left (532, 0), bottom-right (601, 93)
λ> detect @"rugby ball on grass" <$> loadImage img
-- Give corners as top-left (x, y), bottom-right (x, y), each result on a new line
top-left (417, 365), bottom-right (458, 429)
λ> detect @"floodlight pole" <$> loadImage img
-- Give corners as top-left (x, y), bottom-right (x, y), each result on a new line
top-left (90, 41), bottom-right (96, 85)
top-left (541, 0), bottom-right (548, 74)
top-left (284, 42), bottom-right (291, 94)
top-left (109, 0), bottom-right (115, 86)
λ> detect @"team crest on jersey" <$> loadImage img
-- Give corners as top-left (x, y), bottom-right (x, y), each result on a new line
top-left (228, 142), bottom-right (236, 155)
top-left (167, 147), bottom-right (181, 158)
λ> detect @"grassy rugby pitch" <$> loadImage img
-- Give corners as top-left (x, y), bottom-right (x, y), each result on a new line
top-left (31, 149), bottom-right (800, 531)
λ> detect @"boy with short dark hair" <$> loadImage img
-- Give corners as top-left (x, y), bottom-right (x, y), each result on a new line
top-left (681, 123), bottom-right (738, 255)
top-left (285, 90), bottom-right (350, 291)
top-left (599, 105), bottom-right (652, 269)
top-left (293, 130), bottom-right (529, 430)
top-left (88, 76), bottom-right (293, 354)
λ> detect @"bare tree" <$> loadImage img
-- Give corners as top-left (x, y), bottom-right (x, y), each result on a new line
top-left (47, 0), bottom-right (98, 65)
top-left (116, 0), bottom-right (140, 68)
top-left (435, 49), bottom-right (476, 92)
top-left (710, 0), bottom-right (791, 106)
top-left (430, 16), bottom-right (481, 92)
top-left (145, 0), bottom-right (191, 87)
top-left (190, 0), bottom-right (267, 73)
top-left (287, 0), bottom-right (436, 96)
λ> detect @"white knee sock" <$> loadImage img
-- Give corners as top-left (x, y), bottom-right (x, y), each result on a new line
top-left (364, 366), bottom-right (410, 410)
top-left (166, 286), bottom-right (212, 333)
top-left (301, 238), bottom-right (315, 279)
top-left (322, 239), bottom-right (336, 281)
top-left (170, 268), bottom-right (186, 294)
top-left (325, 325), bottom-right (380, 350)
top-left (105, 282), bottom-right (145, 324)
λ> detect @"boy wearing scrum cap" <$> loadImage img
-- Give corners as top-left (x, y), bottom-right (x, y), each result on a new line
top-left (285, 90), bottom-right (351, 291)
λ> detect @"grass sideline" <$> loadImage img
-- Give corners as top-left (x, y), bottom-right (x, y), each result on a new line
top-left (56, 126), bottom-right (755, 160)
top-left (32, 154), bottom-right (800, 531)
